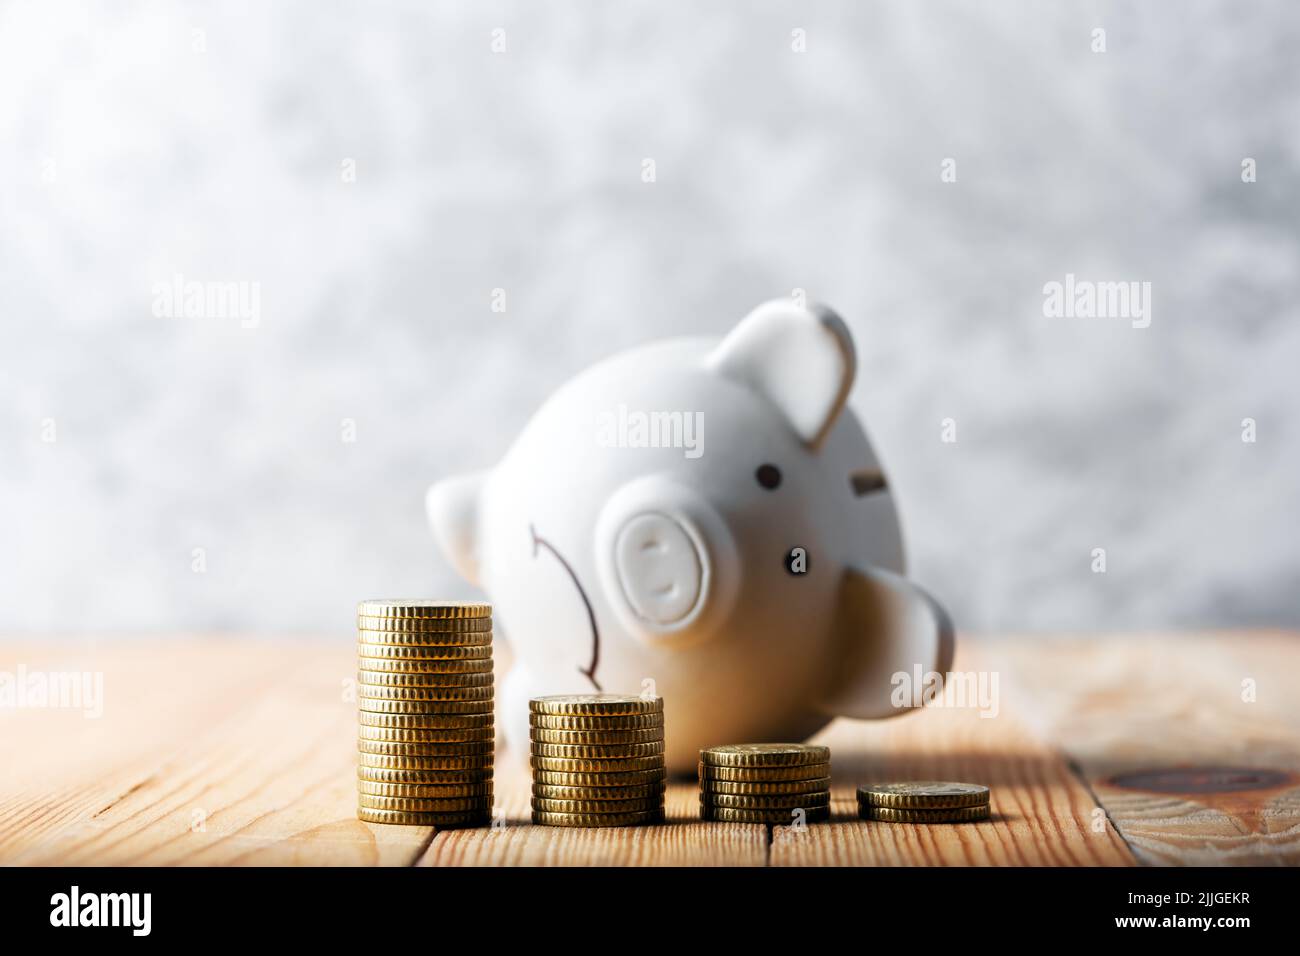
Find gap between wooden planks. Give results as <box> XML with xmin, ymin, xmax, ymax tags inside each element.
<box><xmin>767</xmin><ymin>638</ymin><xmax>1134</xmax><ymax>866</ymax></box>
<box><xmin>989</xmin><ymin>632</ymin><xmax>1300</xmax><ymax>865</ymax></box>
<box><xmin>0</xmin><ymin>634</ymin><xmax>1294</xmax><ymax>865</ymax></box>
<box><xmin>0</xmin><ymin>640</ymin><xmax>421</xmax><ymax>865</ymax></box>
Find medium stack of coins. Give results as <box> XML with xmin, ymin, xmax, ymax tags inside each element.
<box><xmin>356</xmin><ymin>600</ymin><xmax>494</xmax><ymax>828</ymax></box>
<box><xmin>699</xmin><ymin>744</ymin><xmax>831</xmax><ymax>824</ymax></box>
<box><xmin>529</xmin><ymin>695</ymin><xmax>666</xmax><ymax>827</ymax></box>
<box><xmin>857</xmin><ymin>781</ymin><xmax>990</xmax><ymax>823</ymax></box>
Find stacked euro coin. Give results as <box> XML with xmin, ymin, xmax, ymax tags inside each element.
<box><xmin>529</xmin><ymin>695</ymin><xmax>666</xmax><ymax>827</ymax></box>
<box><xmin>699</xmin><ymin>744</ymin><xmax>831</xmax><ymax>824</ymax></box>
<box><xmin>356</xmin><ymin>600</ymin><xmax>493</xmax><ymax>828</ymax></box>
<box><xmin>857</xmin><ymin>781</ymin><xmax>990</xmax><ymax>823</ymax></box>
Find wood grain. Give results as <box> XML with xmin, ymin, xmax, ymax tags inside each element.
<box><xmin>418</xmin><ymin>759</ymin><xmax>767</xmax><ymax>866</ymax></box>
<box><xmin>0</xmin><ymin>639</ymin><xmax>427</xmax><ymax>866</ymax></box>
<box><xmin>770</xmin><ymin>641</ymin><xmax>1136</xmax><ymax>866</ymax></box>
<box><xmin>1</xmin><ymin>633</ymin><xmax>1295</xmax><ymax>865</ymax></box>
<box><xmin>993</xmin><ymin>632</ymin><xmax>1300</xmax><ymax>865</ymax></box>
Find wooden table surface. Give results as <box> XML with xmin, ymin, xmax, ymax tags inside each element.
<box><xmin>2</xmin><ymin>633</ymin><xmax>1296</xmax><ymax>866</ymax></box>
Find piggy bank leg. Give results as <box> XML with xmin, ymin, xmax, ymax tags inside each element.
<box><xmin>816</xmin><ymin>564</ymin><xmax>954</xmax><ymax>720</ymax></box>
<box><xmin>500</xmin><ymin>664</ymin><xmax>547</xmax><ymax>765</ymax></box>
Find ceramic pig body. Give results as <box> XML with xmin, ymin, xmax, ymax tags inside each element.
<box><xmin>428</xmin><ymin>300</ymin><xmax>953</xmax><ymax>772</ymax></box>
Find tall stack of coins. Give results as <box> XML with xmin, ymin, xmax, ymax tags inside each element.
<box><xmin>529</xmin><ymin>695</ymin><xmax>666</xmax><ymax>827</ymax></box>
<box><xmin>699</xmin><ymin>744</ymin><xmax>831</xmax><ymax>824</ymax></box>
<box><xmin>356</xmin><ymin>600</ymin><xmax>494</xmax><ymax>828</ymax></box>
<box><xmin>857</xmin><ymin>782</ymin><xmax>990</xmax><ymax>823</ymax></box>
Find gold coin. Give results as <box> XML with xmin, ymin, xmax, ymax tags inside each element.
<box><xmin>855</xmin><ymin>782</ymin><xmax>990</xmax><ymax>810</ymax></box>
<box><xmin>358</xmin><ymin>711</ymin><xmax>493</xmax><ymax>730</ymax></box>
<box><xmin>358</xmin><ymin>793</ymin><xmax>492</xmax><ymax>812</ymax></box>
<box><xmin>700</xmin><ymin>744</ymin><xmax>830</xmax><ymax>768</ymax></box>
<box><xmin>359</xmin><ymin>753</ymin><xmax>494</xmax><ymax>771</ymax></box>
<box><xmin>701</xmin><ymin>777</ymin><xmax>832</xmax><ymax>796</ymax></box>
<box><xmin>357</xmin><ymin>643</ymin><xmax>492</xmax><ymax>661</ymax></box>
<box><xmin>861</xmin><ymin>805</ymin><xmax>991</xmax><ymax>824</ymax></box>
<box><xmin>703</xmin><ymin>791</ymin><xmax>830</xmax><ymax>810</ymax></box>
<box><xmin>529</xmin><ymin>727</ymin><xmax>663</xmax><ymax>746</ymax></box>
<box><xmin>356</xmin><ymin>600</ymin><xmax>491</xmax><ymax>619</ymax></box>
<box><xmin>702</xmin><ymin>805</ymin><xmax>831</xmax><ymax>824</ymax></box>
<box><xmin>357</xmin><ymin>684</ymin><xmax>494</xmax><ymax>701</ymax></box>
<box><xmin>531</xmin><ymin>809</ymin><xmax>664</xmax><ymax>828</ymax></box>
<box><xmin>358</xmin><ymin>656</ymin><xmax>493</xmax><ymax>674</ymax></box>
<box><xmin>357</xmin><ymin>698</ymin><xmax>493</xmax><ymax>715</ymax></box>
<box><xmin>358</xmin><ymin>780</ymin><xmax>493</xmax><ymax>798</ymax></box>
<box><xmin>531</xmin><ymin>783</ymin><xmax>664</xmax><ymax>801</ymax></box>
<box><xmin>356</xmin><ymin>615</ymin><xmax>493</xmax><ymax>633</ymax></box>
<box><xmin>357</xmin><ymin>807</ymin><xmax>490</xmax><ymax>827</ymax></box>
<box><xmin>358</xmin><ymin>725</ymin><xmax>494</xmax><ymax>744</ymax></box>
<box><xmin>529</xmin><ymin>713</ymin><xmax>664</xmax><ymax>732</ymax></box>
<box><xmin>533</xmin><ymin>768</ymin><xmax>667</xmax><ymax>788</ymax></box>
<box><xmin>357</xmin><ymin>628</ymin><xmax>493</xmax><ymax>648</ymax></box>
<box><xmin>530</xmin><ymin>755</ymin><xmax>664</xmax><ymax>774</ymax></box>
<box><xmin>698</xmin><ymin>762</ymin><xmax>831</xmax><ymax>783</ymax></box>
<box><xmin>529</xmin><ymin>695</ymin><xmax>663</xmax><ymax>717</ymax></box>
<box><xmin>358</xmin><ymin>766</ymin><xmax>493</xmax><ymax>784</ymax></box>
<box><xmin>531</xmin><ymin>741</ymin><xmax>665</xmax><ymax>759</ymax></box>
<box><xmin>358</xmin><ymin>739</ymin><xmax>494</xmax><ymax>757</ymax></box>
<box><xmin>358</xmin><ymin>670</ymin><xmax>494</xmax><ymax>687</ymax></box>
<box><xmin>531</xmin><ymin>797</ymin><xmax>663</xmax><ymax>814</ymax></box>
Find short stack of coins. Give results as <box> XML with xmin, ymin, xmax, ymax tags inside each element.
<box><xmin>699</xmin><ymin>744</ymin><xmax>831</xmax><ymax>824</ymax></box>
<box><xmin>857</xmin><ymin>781</ymin><xmax>990</xmax><ymax>823</ymax></box>
<box><xmin>530</xmin><ymin>695</ymin><xmax>666</xmax><ymax>827</ymax></box>
<box><xmin>356</xmin><ymin>600</ymin><xmax>494</xmax><ymax>828</ymax></box>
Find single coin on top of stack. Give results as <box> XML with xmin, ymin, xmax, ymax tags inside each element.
<box><xmin>356</xmin><ymin>600</ymin><xmax>494</xmax><ymax>828</ymax></box>
<box><xmin>857</xmin><ymin>782</ymin><xmax>990</xmax><ymax>823</ymax></box>
<box><xmin>530</xmin><ymin>695</ymin><xmax>665</xmax><ymax>827</ymax></box>
<box><xmin>699</xmin><ymin>744</ymin><xmax>831</xmax><ymax>824</ymax></box>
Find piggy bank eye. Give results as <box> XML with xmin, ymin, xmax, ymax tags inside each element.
<box><xmin>755</xmin><ymin>464</ymin><xmax>782</xmax><ymax>490</ymax></box>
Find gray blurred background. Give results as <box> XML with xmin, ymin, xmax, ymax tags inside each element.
<box><xmin>1</xmin><ymin>0</ymin><xmax>1297</xmax><ymax>637</ymax></box>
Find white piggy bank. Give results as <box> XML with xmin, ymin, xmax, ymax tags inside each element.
<box><xmin>428</xmin><ymin>299</ymin><xmax>953</xmax><ymax>773</ymax></box>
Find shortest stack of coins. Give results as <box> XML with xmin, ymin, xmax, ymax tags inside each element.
<box><xmin>356</xmin><ymin>600</ymin><xmax>494</xmax><ymax>828</ymax></box>
<box><xmin>530</xmin><ymin>694</ymin><xmax>666</xmax><ymax>827</ymax></box>
<box><xmin>699</xmin><ymin>744</ymin><xmax>831</xmax><ymax>824</ymax></box>
<box><xmin>857</xmin><ymin>781</ymin><xmax>990</xmax><ymax>823</ymax></box>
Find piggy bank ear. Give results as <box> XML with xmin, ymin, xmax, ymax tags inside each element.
<box><xmin>426</xmin><ymin>472</ymin><xmax>487</xmax><ymax>587</ymax></box>
<box><xmin>815</xmin><ymin>565</ymin><xmax>955</xmax><ymax>720</ymax></box>
<box><xmin>706</xmin><ymin>299</ymin><xmax>856</xmax><ymax>449</ymax></box>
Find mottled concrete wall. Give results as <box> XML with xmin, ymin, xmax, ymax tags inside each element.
<box><xmin>1</xmin><ymin>1</ymin><xmax>1296</xmax><ymax>635</ymax></box>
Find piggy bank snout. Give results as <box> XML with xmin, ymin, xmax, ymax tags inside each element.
<box><xmin>613</xmin><ymin>512</ymin><xmax>704</xmax><ymax>627</ymax></box>
<box><xmin>595</xmin><ymin>479</ymin><xmax>740</xmax><ymax>646</ymax></box>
